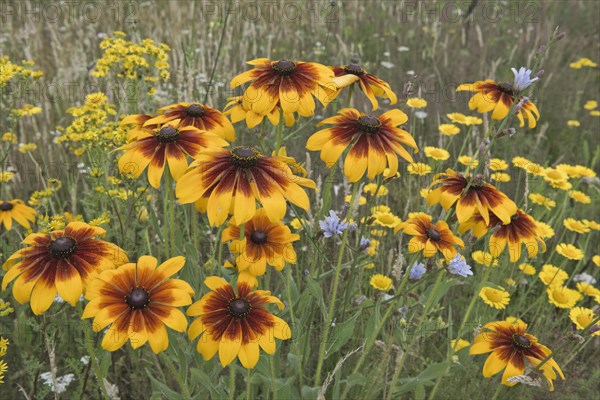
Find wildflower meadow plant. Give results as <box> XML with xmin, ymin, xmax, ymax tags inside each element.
<box><xmin>1</xmin><ymin>5</ymin><xmax>599</xmax><ymax>400</ymax></box>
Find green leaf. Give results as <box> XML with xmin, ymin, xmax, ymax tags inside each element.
<box><xmin>146</xmin><ymin>368</ymin><xmax>184</xmax><ymax>400</ymax></box>
<box><xmin>325</xmin><ymin>312</ymin><xmax>361</xmax><ymax>358</ymax></box>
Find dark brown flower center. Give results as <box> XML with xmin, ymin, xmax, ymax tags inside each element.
<box><xmin>231</xmin><ymin>146</ymin><xmax>260</xmax><ymax>168</ymax></box>
<box><xmin>426</xmin><ymin>228</ymin><xmax>441</xmax><ymax>241</ymax></box>
<box><xmin>470</xmin><ymin>175</ymin><xmax>485</xmax><ymax>189</ymax></box>
<box><xmin>125</xmin><ymin>288</ymin><xmax>150</xmax><ymax>309</ymax></box>
<box><xmin>48</xmin><ymin>237</ymin><xmax>78</xmax><ymax>259</ymax></box>
<box><xmin>186</xmin><ymin>104</ymin><xmax>205</xmax><ymax>117</ymax></box>
<box><xmin>357</xmin><ymin>115</ymin><xmax>381</xmax><ymax>134</ymax></box>
<box><xmin>0</xmin><ymin>201</ymin><xmax>13</xmax><ymax>211</ymax></box>
<box><xmin>272</xmin><ymin>60</ymin><xmax>296</xmax><ymax>76</ymax></box>
<box><xmin>343</xmin><ymin>63</ymin><xmax>364</xmax><ymax>76</ymax></box>
<box><xmin>512</xmin><ymin>333</ymin><xmax>531</xmax><ymax>349</ymax></box>
<box><xmin>228</xmin><ymin>298</ymin><xmax>252</xmax><ymax>318</ymax></box>
<box><xmin>156</xmin><ymin>126</ymin><xmax>179</xmax><ymax>143</ymax></box>
<box><xmin>497</xmin><ymin>82</ymin><xmax>515</xmax><ymax>96</ymax></box>
<box><xmin>250</xmin><ymin>230</ymin><xmax>268</xmax><ymax>244</ymax></box>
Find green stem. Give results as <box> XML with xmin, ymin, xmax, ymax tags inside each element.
<box><xmin>160</xmin><ymin>352</ymin><xmax>192</xmax><ymax>400</ymax></box>
<box><xmin>270</xmin><ymin>355</ymin><xmax>277</xmax><ymax>400</ymax></box>
<box><xmin>313</xmin><ymin>183</ymin><xmax>359</xmax><ymax>385</ymax></box>
<box><xmin>246</xmin><ymin>368</ymin><xmax>252</xmax><ymax>400</ymax></box>
<box><xmin>229</xmin><ymin>363</ymin><xmax>236</xmax><ymax>400</ymax></box>
<box><xmin>79</xmin><ymin>304</ymin><xmax>110</xmax><ymax>400</ymax></box>
<box><xmin>340</xmin><ymin>301</ymin><xmax>395</xmax><ymax>399</ymax></box>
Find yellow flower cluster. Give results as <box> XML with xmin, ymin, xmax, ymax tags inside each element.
<box><xmin>56</xmin><ymin>93</ymin><xmax>126</xmax><ymax>155</ymax></box>
<box><xmin>569</xmin><ymin>57</ymin><xmax>597</xmax><ymax>69</ymax></box>
<box><xmin>11</xmin><ymin>104</ymin><xmax>42</xmax><ymax>118</ymax></box>
<box><xmin>0</xmin><ymin>172</ymin><xmax>14</xmax><ymax>183</ymax></box>
<box><xmin>1</xmin><ymin>133</ymin><xmax>17</xmax><ymax>144</ymax></box>
<box><xmin>91</xmin><ymin>31</ymin><xmax>170</xmax><ymax>94</ymax></box>
<box><xmin>0</xmin><ymin>56</ymin><xmax>43</xmax><ymax>87</ymax></box>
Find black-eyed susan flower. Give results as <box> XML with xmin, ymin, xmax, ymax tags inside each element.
<box><xmin>222</xmin><ymin>208</ymin><xmax>299</xmax><ymax>284</ymax></box>
<box><xmin>330</xmin><ymin>63</ymin><xmax>397</xmax><ymax>110</ymax></box>
<box><xmin>457</xmin><ymin>68</ymin><xmax>540</xmax><ymax>128</ymax></box>
<box><xmin>518</xmin><ymin>263</ymin><xmax>536</xmax><ymax>275</ymax></box>
<box><xmin>556</xmin><ymin>243</ymin><xmax>584</xmax><ymax>260</ymax></box>
<box><xmin>230</xmin><ymin>58</ymin><xmax>337</xmax><ymax>117</ymax></box>
<box><xmin>306</xmin><ymin>108</ymin><xmax>418</xmax><ymax>182</ymax></box>
<box><xmin>470</xmin><ymin>318</ymin><xmax>564</xmax><ymax>390</ymax></box>
<box><xmin>569</xmin><ymin>307</ymin><xmax>600</xmax><ymax>335</ymax></box>
<box><xmin>187</xmin><ymin>276</ymin><xmax>291</xmax><ymax>368</ymax></box>
<box><xmin>538</xmin><ymin>264</ymin><xmax>568</xmax><ymax>287</ymax></box>
<box><xmin>144</xmin><ymin>102</ymin><xmax>235</xmax><ymax>141</ymax></box>
<box><xmin>427</xmin><ymin>169</ymin><xmax>517</xmax><ymax>225</ymax></box>
<box><xmin>176</xmin><ymin>147</ymin><xmax>315</xmax><ymax>226</ymax></box>
<box><xmin>479</xmin><ymin>287</ymin><xmax>510</xmax><ymax>309</ymax></box>
<box><xmin>424</xmin><ymin>146</ymin><xmax>450</xmax><ymax>161</ymax></box>
<box><xmin>488</xmin><ymin>210</ymin><xmax>546</xmax><ymax>262</ymax></box>
<box><xmin>120</xmin><ymin>113</ymin><xmax>160</xmax><ymax>141</ymax></box>
<box><xmin>369</xmin><ymin>274</ymin><xmax>394</xmax><ymax>291</ymax></box>
<box><xmin>399</xmin><ymin>213</ymin><xmax>464</xmax><ymax>261</ymax></box>
<box><xmin>0</xmin><ymin>200</ymin><xmax>35</xmax><ymax>230</ymax></box>
<box><xmin>547</xmin><ymin>286</ymin><xmax>581</xmax><ymax>308</ymax></box>
<box><xmin>117</xmin><ymin>120</ymin><xmax>229</xmax><ymax>189</ymax></box>
<box><xmin>82</xmin><ymin>256</ymin><xmax>193</xmax><ymax>353</ymax></box>
<box><xmin>439</xmin><ymin>123</ymin><xmax>461</xmax><ymax>136</ymax></box>
<box><xmin>2</xmin><ymin>222</ymin><xmax>127</xmax><ymax>315</ymax></box>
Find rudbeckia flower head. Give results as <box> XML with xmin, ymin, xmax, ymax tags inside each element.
<box><xmin>117</xmin><ymin>119</ymin><xmax>230</xmax><ymax>188</ymax></box>
<box><xmin>230</xmin><ymin>58</ymin><xmax>338</xmax><ymax>117</ymax></box>
<box><xmin>330</xmin><ymin>63</ymin><xmax>398</xmax><ymax>110</ymax></box>
<box><xmin>187</xmin><ymin>276</ymin><xmax>291</xmax><ymax>368</ymax></box>
<box><xmin>82</xmin><ymin>256</ymin><xmax>193</xmax><ymax>353</ymax></box>
<box><xmin>427</xmin><ymin>169</ymin><xmax>517</xmax><ymax>225</ymax></box>
<box><xmin>400</xmin><ymin>213</ymin><xmax>465</xmax><ymax>261</ymax></box>
<box><xmin>222</xmin><ymin>208</ymin><xmax>300</xmax><ymax>283</ymax></box>
<box><xmin>0</xmin><ymin>199</ymin><xmax>36</xmax><ymax>230</ymax></box>
<box><xmin>2</xmin><ymin>222</ymin><xmax>128</xmax><ymax>315</ymax></box>
<box><xmin>470</xmin><ymin>318</ymin><xmax>564</xmax><ymax>390</ymax></box>
<box><xmin>176</xmin><ymin>147</ymin><xmax>315</xmax><ymax>226</ymax></box>
<box><xmin>306</xmin><ymin>108</ymin><xmax>418</xmax><ymax>182</ymax></box>
<box><xmin>143</xmin><ymin>102</ymin><xmax>235</xmax><ymax>141</ymax></box>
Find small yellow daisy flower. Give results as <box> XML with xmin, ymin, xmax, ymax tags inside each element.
<box><xmin>439</xmin><ymin>124</ymin><xmax>461</xmax><ymax>136</ymax></box>
<box><xmin>569</xmin><ymin>307</ymin><xmax>600</xmax><ymax>335</ymax></box>
<box><xmin>576</xmin><ymin>283</ymin><xmax>600</xmax><ymax>298</ymax></box>
<box><xmin>529</xmin><ymin>193</ymin><xmax>555</xmax><ymax>209</ymax></box>
<box><xmin>471</xmin><ymin>251</ymin><xmax>498</xmax><ymax>267</ymax></box>
<box><xmin>591</xmin><ymin>110</ymin><xmax>600</xmax><ymax>116</ymax></box>
<box><xmin>568</xmin><ymin>190</ymin><xmax>591</xmax><ymax>204</ymax></box>
<box><xmin>536</xmin><ymin>221</ymin><xmax>555</xmax><ymax>239</ymax></box>
<box><xmin>538</xmin><ymin>264</ymin><xmax>568</xmax><ymax>286</ymax></box>
<box><xmin>345</xmin><ymin>194</ymin><xmax>367</xmax><ymax>205</ymax></box>
<box><xmin>583</xmin><ymin>100</ymin><xmax>597</xmax><ymax>110</ymax></box>
<box><xmin>491</xmin><ymin>172</ymin><xmax>511</xmax><ymax>182</ymax></box>
<box><xmin>424</xmin><ymin>146</ymin><xmax>450</xmax><ymax>161</ymax></box>
<box><xmin>457</xmin><ymin>155</ymin><xmax>478</xmax><ymax>169</ymax></box>
<box><xmin>556</xmin><ymin>243</ymin><xmax>584</xmax><ymax>260</ymax></box>
<box><xmin>547</xmin><ymin>286</ymin><xmax>582</xmax><ymax>309</ymax></box>
<box><xmin>406</xmin><ymin>97</ymin><xmax>427</xmax><ymax>108</ymax></box>
<box><xmin>370</xmin><ymin>274</ymin><xmax>394</xmax><ymax>291</ymax></box>
<box><xmin>583</xmin><ymin>220</ymin><xmax>600</xmax><ymax>230</ymax></box>
<box><xmin>363</xmin><ymin>183</ymin><xmax>388</xmax><ymax>197</ymax></box>
<box><xmin>563</xmin><ymin>218</ymin><xmax>591</xmax><ymax>234</ymax></box>
<box><xmin>489</xmin><ymin>158</ymin><xmax>508</xmax><ymax>171</ymax></box>
<box><xmin>567</xmin><ymin>120</ymin><xmax>580</xmax><ymax>127</ymax></box>
<box><xmin>479</xmin><ymin>287</ymin><xmax>510</xmax><ymax>309</ymax></box>
<box><xmin>511</xmin><ymin>156</ymin><xmax>531</xmax><ymax>169</ymax></box>
<box><xmin>518</xmin><ymin>263</ymin><xmax>536</xmax><ymax>275</ymax></box>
